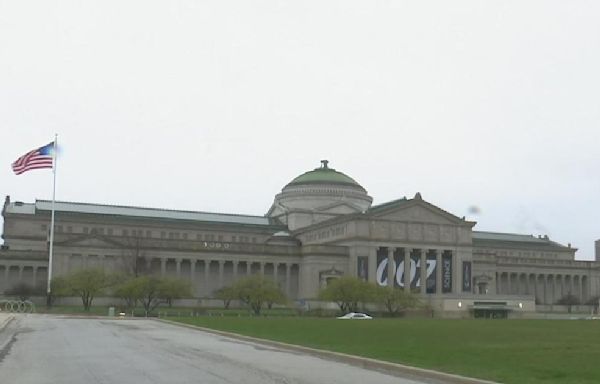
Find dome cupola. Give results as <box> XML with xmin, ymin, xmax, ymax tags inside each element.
<box><xmin>267</xmin><ymin>160</ymin><xmax>372</xmax><ymax>231</ymax></box>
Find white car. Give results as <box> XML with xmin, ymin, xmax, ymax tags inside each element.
<box><xmin>336</xmin><ymin>312</ymin><xmax>373</xmax><ymax>320</ymax></box>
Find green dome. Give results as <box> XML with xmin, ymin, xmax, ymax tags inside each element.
<box><xmin>286</xmin><ymin>160</ymin><xmax>365</xmax><ymax>190</ymax></box>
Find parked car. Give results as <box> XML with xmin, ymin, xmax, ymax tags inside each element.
<box><xmin>336</xmin><ymin>312</ymin><xmax>373</xmax><ymax>320</ymax></box>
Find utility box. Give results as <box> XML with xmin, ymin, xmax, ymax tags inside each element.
<box><xmin>108</xmin><ymin>307</ymin><xmax>115</xmax><ymax>317</ymax></box>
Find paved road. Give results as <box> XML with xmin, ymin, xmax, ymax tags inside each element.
<box><xmin>0</xmin><ymin>315</ymin><xmax>431</xmax><ymax>384</ymax></box>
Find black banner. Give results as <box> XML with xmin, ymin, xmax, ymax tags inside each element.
<box><xmin>393</xmin><ymin>248</ymin><xmax>403</xmax><ymax>288</ymax></box>
<box><xmin>426</xmin><ymin>254</ymin><xmax>436</xmax><ymax>293</ymax></box>
<box><xmin>357</xmin><ymin>256</ymin><xmax>368</xmax><ymax>281</ymax></box>
<box><xmin>462</xmin><ymin>261</ymin><xmax>472</xmax><ymax>292</ymax></box>
<box><xmin>442</xmin><ymin>252</ymin><xmax>453</xmax><ymax>293</ymax></box>
<box><xmin>411</xmin><ymin>253</ymin><xmax>420</xmax><ymax>289</ymax></box>
<box><xmin>376</xmin><ymin>247</ymin><xmax>390</xmax><ymax>286</ymax></box>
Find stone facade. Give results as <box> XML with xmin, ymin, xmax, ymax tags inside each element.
<box><xmin>2</xmin><ymin>160</ymin><xmax>599</xmax><ymax>315</ymax></box>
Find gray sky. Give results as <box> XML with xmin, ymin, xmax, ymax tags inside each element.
<box><xmin>1</xmin><ymin>1</ymin><xmax>599</xmax><ymax>259</ymax></box>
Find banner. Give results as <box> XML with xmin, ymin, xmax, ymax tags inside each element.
<box><xmin>442</xmin><ymin>253</ymin><xmax>453</xmax><ymax>293</ymax></box>
<box><xmin>375</xmin><ymin>247</ymin><xmax>391</xmax><ymax>286</ymax></box>
<box><xmin>462</xmin><ymin>261</ymin><xmax>472</xmax><ymax>292</ymax></box>
<box><xmin>357</xmin><ymin>256</ymin><xmax>368</xmax><ymax>281</ymax></box>
<box><xmin>426</xmin><ymin>254</ymin><xmax>436</xmax><ymax>293</ymax></box>
<box><xmin>393</xmin><ymin>250</ymin><xmax>421</xmax><ymax>289</ymax></box>
<box><xmin>393</xmin><ymin>249</ymin><xmax>403</xmax><ymax>288</ymax></box>
<box><xmin>375</xmin><ymin>249</ymin><xmax>438</xmax><ymax>290</ymax></box>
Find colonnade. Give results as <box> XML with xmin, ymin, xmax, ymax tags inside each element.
<box><xmin>149</xmin><ymin>257</ymin><xmax>299</xmax><ymax>297</ymax></box>
<box><xmin>0</xmin><ymin>264</ymin><xmax>47</xmax><ymax>292</ymax></box>
<box><xmin>496</xmin><ymin>272</ymin><xmax>589</xmax><ymax>304</ymax></box>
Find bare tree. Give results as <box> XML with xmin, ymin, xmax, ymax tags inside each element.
<box><xmin>119</xmin><ymin>232</ymin><xmax>149</xmax><ymax>277</ymax></box>
<box><xmin>557</xmin><ymin>293</ymin><xmax>580</xmax><ymax>313</ymax></box>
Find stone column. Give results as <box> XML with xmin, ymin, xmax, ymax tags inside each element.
<box><xmin>160</xmin><ymin>258</ymin><xmax>166</xmax><ymax>277</ymax></box>
<box><xmin>436</xmin><ymin>250</ymin><xmax>442</xmax><ymax>294</ymax></box>
<box><xmin>145</xmin><ymin>258</ymin><xmax>152</xmax><ymax>274</ymax></box>
<box><xmin>190</xmin><ymin>260</ymin><xmax>196</xmax><ymax>282</ymax></box>
<box><xmin>404</xmin><ymin>248</ymin><xmax>412</xmax><ymax>292</ymax></box>
<box><xmin>273</xmin><ymin>263</ymin><xmax>279</xmax><ymax>282</ymax></box>
<box><xmin>247</xmin><ymin>262</ymin><xmax>252</xmax><ymax>276</ymax></box>
<box><xmin>554</xmin><ymin>275</ymin><xmax>558</xmax><ymax>303</ymax></box>
<box><xmin>544</xmin><ymin>275</ymin><xmax>549</xmax><ymax>304</ymax></box>
<box><xmin>420</xmin><ymin>249</ymin><xmax>427</xmax><ymax>294</ymax></box>
<box><xmin>568</xmin><ymin>276</ymin><xmax>573</xmax><ymax>298</ymax></box>
<box><xmin>204</xmin><ymin>260</ymin><xmax>211</xmax><ymax>293</ymax></box>
<box><xmin>495</xmin><ymin>272</ymin><xmax>499</xmax><ymax>294</ymax></box>
<box><xmin>233</xmin><ymin>261</ymin><xmax>238</xmax><ymax>280</ymax></box>
<box><xmin>175</xmin><ymin>259</ymin><xmax>182</xmax><ymax>278</ymax></box>
<box><xmin>453</xmin><ymin>250</ymin><xmax>461</xmax><ymax>294</ymax></box>
<box><xmin>507</xmin><ymin>272</ymin><xmax>512</xmax><ymax>295</ymax></box>
<box><xmin>387</xmin><ymin>247</ymin><xmax>395</xmax><ymax>288</ymax></box>
<box><xmin>32</xmin><ymin>267</ymin><xmax>38</xmax><ymax>287</ymax></box>
<box><xmin>18</xmin><ymin>266</ymin><xmax>24</xmax><ymax>282</ymax></box>
<box><xmin>285</xmin><ymin>263</ymin><xmax>291</xmax><ymax>296</ymax></box>
<box><xmin>368</xmin><ymin>247</ymin><xmax>377</xmax><ymax>283</ymax></box>
<box><xmin>260</xmin><ymin>262</ymin><xmax>265</xmax><ymax>276</ymax></box>
<box><xmin>218</xmin><ymin>261</ymin><xmax>224</xmax><ymax>287</ymax></box>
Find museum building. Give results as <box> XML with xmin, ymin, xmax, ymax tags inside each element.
<box><xmin>1</xmin><ymin>161</ymin><xmax>599</xmax><ymax>315</ymax></box>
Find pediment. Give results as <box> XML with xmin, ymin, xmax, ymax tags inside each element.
<box><xmin>368</xmin><ymin>198</ymin><xmax>469</xmax><ymax>226</ymax></box>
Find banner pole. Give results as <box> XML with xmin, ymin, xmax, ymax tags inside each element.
<box><xmin>46</xmin><ymin>134</ymin><xmax>58</xmax><ymax>307</ymax></box>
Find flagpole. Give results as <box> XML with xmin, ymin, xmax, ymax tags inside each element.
<box><xmin>46</xmin><ymin>134</ymin><xmax>58</xmax><ymax>307</ymax></box>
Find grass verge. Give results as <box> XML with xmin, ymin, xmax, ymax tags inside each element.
<box><xmin>167</xmin><ymin>316</ymin><xmax>600</xmax><ymax>384</ymax></box>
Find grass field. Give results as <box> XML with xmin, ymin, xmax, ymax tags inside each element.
<box><xmin>168</xmin><ymin>316</ymin><xmax>600</xmax><ymax>384</ymax></box>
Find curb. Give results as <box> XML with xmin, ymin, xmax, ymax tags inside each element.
<box><xmin>0</xmin><ymin>315</ymin><xmax>15</xmax><ymax>332</ymax></box>
<box><xmin>155</xmin><ymin>318</ymin><xmax>500</xmax><ymax>384</ymax></box>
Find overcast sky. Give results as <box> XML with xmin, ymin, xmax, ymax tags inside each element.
<box><xmin>1</xmin><ymin>1</ymin><xmax>599</xmax><ymax>259</ymax></box>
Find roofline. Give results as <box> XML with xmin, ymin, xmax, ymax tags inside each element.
<box><xmin>473</xmin><ymin>231</ymin><xmax>575</xmax><ymax>250</ymax></box>
<box><xmin>0</xmin><ymin>199</ymin><xmax>286</xmax><ymax>229</ymax></box>
<box><xmin>34</xmin><ymin>199</ymin><xmax>268</xmax><ymax>220</ymax></box>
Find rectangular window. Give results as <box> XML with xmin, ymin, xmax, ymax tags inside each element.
<box><xmin>56</xmin><ymin>225</ymin><xmax>63</xmax><ymax>233</ymax></box>
<box><xmin>218</xmin><ymin>235</ymin><xmax>223</xmax><ymax>241</ymax></box>
<box><xmin>232</xmin><ymin>236</ymin><xmax>237</xmax><ymax>242</ymax></box>
<box><xmin>107</xmin><ymin>228</ymin><xmax>113</xmax><ymax>235</ymax></box>
<box><xmin>161</xmin><ymin>231</ymin><xmax>166</xmax><ymax>239</ymax></box>
<box><xmin>67</xmin><ymin>226</ymin><xmax>73</xmax><ymax>233</ymax></box>
<box><xmin>182</xmin><ymin>233</ymin><xmax>188</xmax><ymax>240</ymax></box>
<box><xmin>146</xmin><ymin>230</ymin><xmax>152</xmax><ymax>238</ymax></box>
<box><xmin>83</xmin><ymin>227</ymin><xmax>89</xmax><ymax>234</ymax></box>
<box><xmin>196</xmin><ymin>234</ymin><xmax>202</xmax><ymax>240</ymax></box>
<box><xmin>122</xmin><ymin>229</ymin><xmax>129</xmax><ymax>237</ymax></box>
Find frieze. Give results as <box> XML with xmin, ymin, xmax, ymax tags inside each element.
<box><xmin>423</xmin><ymin>224</ymin><xmax>438</xmax><ymax>242</ymax></box>
<box><xmin>408</xmin><ymin>223</ymin><xmax>423</xmax><ymax>241</ymax></box>
<box><xmin>390</xmin><ymin>223</ymin><xmax>407</xmax><ymax>240</ymax></box>
<box><xmin>440</xmin><ymin>226</ymin><xmax>455</xmax><ymax>242</ymax></box>
<box><xmin>303</xmin><ymin>224</ymin><xmax>348</xmax><ymax>243</ymax></box>
<box><xmin>372</xmin><ymin>222</ymin><xmax>389</xmax><ymax>238</ymax></box>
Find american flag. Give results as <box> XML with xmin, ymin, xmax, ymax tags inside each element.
<box><xmin>12</xmin><ymin>142</ymin><xmax>55</xmax><ymax>175</ymax></box>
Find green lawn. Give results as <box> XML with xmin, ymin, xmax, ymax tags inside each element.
<box><xmin>168</xmin><ymin>317</ymin><xmax>600</xmax><ymax>384</ymax></box>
